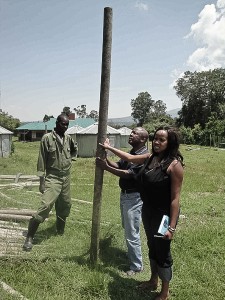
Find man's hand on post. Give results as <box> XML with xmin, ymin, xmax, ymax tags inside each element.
<box><xmin>95</xmin><ymin>157</ymin><xmax>108</xmax><ymax>170</ymax></box>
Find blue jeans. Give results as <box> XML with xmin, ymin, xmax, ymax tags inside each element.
<box><xmin>120</xmin><ymin>191</ymin><xmax>143</xmax><ymax>271</ymax></box>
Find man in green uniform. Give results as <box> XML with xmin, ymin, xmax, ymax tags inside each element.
<box><xmin>23</xmin><ymin>114</ymin><xmax>78</xmax><ymax>251</ymax></box>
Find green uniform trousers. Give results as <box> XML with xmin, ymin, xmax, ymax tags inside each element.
<box><xmin>33</xmin><ymin>173</ymin><xmax>72</xmax><ymax>223</ymax></box>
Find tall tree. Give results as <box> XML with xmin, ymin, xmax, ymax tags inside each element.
<box><xmin>174</xmin><ymin>68</ymin><xmax>225</xmax><ymax>128</ymax></box>
<box><xmin>131</xmin><ymin>92</ymin><xmax>154</xmax><ymax>126</ymax></box>
<box><xmin>87</xmin><ymin>110</ymin><xmax>99</xmax><ymax>121</ymax></box>
<box><xmin>0</xmin><ymin>110</ymin><xmax>20</xmax><ymax>131</ymax></box>
<box><xmin>205</xmin><ymin>113</ymin><xmax>225</xmax><ymax>137</ymax></box>
<box><xmin>151</xmin><ymin>100</ymin><xmax>167</xmax><ymax>120</ymax></box>
<box><xmin>74</xmin><ymin>105</ymin><xmax>87</xmax><ymax>118</ymax></box>
<box><xmin>62</xmin><ymin>107</ymin><xmax>72</xmax><ymax>117</ymax></box>
<box><xmin>43</xmin><ymin>115</ymin><xmax>54</xmax><ymax>122</ymax></box>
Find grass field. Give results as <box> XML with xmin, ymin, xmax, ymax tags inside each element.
<box><xmin>0</xmin><ymin>140</ymin><xmax>225</xmax><ymax>299</ymax></box>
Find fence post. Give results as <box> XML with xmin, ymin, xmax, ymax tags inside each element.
<box><xmin>90</xmin><ymin>7</ymin><xmax>113</xmax><ymax>264</ymax></box>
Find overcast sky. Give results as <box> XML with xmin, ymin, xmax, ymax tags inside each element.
<box><xmin>1</xmin><ymin>0</ymin><xmax>225</xmax><ymax>122</ymax></box>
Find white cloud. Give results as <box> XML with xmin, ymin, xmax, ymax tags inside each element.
<box><xmin>185</xmin><ymin>0</ymin><xmax>225</xmax><ymax>71</ymax></box>
<box><xmin>135</xmin><ymin>1</ymin><xmax>149</xmax><ymax>11</ymax></box>
<box><xmin>217</xmin><ymin>0</ymin><xmax>225</xmax><ymax>10</ymax></box>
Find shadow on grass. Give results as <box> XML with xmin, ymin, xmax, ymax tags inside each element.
<box><xmin>61</xmin><ymin>235</ymin><xmax>157</xmax><ymax>300</ymax></box>
<box><xmin>17</xmin><ymin>233</ymin><xmax>157</xmax><ymax>299</ymax></box>
<box><xmin>99</xmin><ymin>234</ymin><xmax>128</xmax><ymax>271</ymax></box>
<box><xmin>59</xmin><ymin>235</ymin><xmax>128</xmax><ymax>270</ymax></box>
<box><xmin>106</xmin><ymin>271</ymin><xmax>157</xmax><ymax>300</ymax></box>
<box><xmin>30</xmin><ymin>222</ymin><xmax>57</xmax><ymax>246</ymax></box>
<box><xmin>98</xmin><ymin>235</ymin><xmax>157</xmax><ymax>300</ymax></box>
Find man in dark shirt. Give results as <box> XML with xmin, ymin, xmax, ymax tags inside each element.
<box><xmin>96</xmin><ymin>127</ymin><xmax>149</xmax><ymax>275</ymax></box>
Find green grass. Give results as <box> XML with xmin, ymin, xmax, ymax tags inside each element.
<box><xmin>0</xmin><ymin>142</ymin><xmax>225</xmax><ymax>299</ymax></box>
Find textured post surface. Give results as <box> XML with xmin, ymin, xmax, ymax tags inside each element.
<box><xmin>90</xmin><ymin>7</ymin><xmax>113</xmax><ymax>264</ymax></box>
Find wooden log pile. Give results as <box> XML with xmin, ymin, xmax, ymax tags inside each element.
<box><xmin>0</xmin><ymin>174</ymin><xmax>39</xmax><ymax>188</ymax></box>
<box><xmin>0</xmin><ymin>209</ymin><xmax>35</xmax><ymax>255</ymax></box>
<box><xmin>0</xmin><ymin>209</ymin><xmax>52</xmax><ymax>257</ymax></box>
<box><xmin>0</xmin><ymin>174</ymin><xmax>39</xmax><ymax>183</ymax></box>
<box><xmin>0</xmin><ymin>209</ymin><xmax>35</xmax><ymax>222</ymax></box>
<box><xmin>0</xmin><ymin>175</ymin><xmax>46</xmax><ymax>258</ymax></box>
<box><xmin>0</xmin><ymin>220</ymin><xmax>27</xmax><ymax>256</ymax></box>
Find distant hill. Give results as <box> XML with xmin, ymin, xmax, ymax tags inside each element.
<box><xmin>108</xmin><ymin>116</ymin><xmax>134</xmax><ymax>126</ymax></box>
<box><xmin>167</xmin><ymin>108</ymin><xmax>180</xmax><ymax>118</ymax></box>
<box><xmin>108</xmin><ymin>108</ymin><xmax>181</xmax><ymax>126</ymax></box>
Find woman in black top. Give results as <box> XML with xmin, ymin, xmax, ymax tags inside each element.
<box><xmin>99</xmin><ymin>127</ymin><xmax>184</xmax><ymax>300</ymax></box>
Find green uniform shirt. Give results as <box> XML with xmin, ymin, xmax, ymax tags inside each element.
<box><xmin>37</xmin><ymin>131</ymin><xmax>78</xmax><ymax>177</ymax></box>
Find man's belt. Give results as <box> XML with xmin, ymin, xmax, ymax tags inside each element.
<box><xmin>121</xmin><ymin>189</ymin><xmax>139</xmax><ymax>194</ymax></box>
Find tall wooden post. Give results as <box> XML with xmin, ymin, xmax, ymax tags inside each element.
<box><xmin>90</xmin><ymin>7</ymin><xmax>113</xmax><ymax>264</ymax></box>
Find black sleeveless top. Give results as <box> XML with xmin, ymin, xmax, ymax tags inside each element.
<box><xmin>136</xmin><ymin>155</ymin><xmax>175</xmax><ymax>215</ymax></box>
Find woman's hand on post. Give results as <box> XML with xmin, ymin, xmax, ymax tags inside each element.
<box><xmin>99</xmin><ymin>138</ymin><xmax>111</xmax><ymax>149</ymax></box>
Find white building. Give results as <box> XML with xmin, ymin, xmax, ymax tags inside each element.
<box><xmin>0</xmin><ymin>126</ymin><xmax>13</xmax><ymax>157</ymax></box>
<box><xmin>66</xmin><ymin>125</ymin><xmax>84</xmax><ymax>142</ymax></box>
<box><xmin>117</xmin><ymin>127</ymin><xmax>132</xmax><ymax>148</ymax></box>
<box><xmin>76</xmin><ymin>123</ymin><xmax>121</xmax><ymax>157</ymax></box>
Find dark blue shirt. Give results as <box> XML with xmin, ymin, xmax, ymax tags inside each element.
<box><xmin>118</xmin><ymin>146</ymin><xmax>149</xmax><ymax>191</ymax></box>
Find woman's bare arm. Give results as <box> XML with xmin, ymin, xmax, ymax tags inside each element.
<box><xmin>164</xmin><ymin>160</ymin><xmax>183</xmax><ymax>239</ymax></box>
<box><xmin>99</xmin><ymin>139</ymin><xmax>149</xmax><ymax>164</ymax></box>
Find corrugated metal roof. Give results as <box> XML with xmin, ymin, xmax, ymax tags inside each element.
<box><xmin>16</xmin><ymin>118</ymin><xmax>95</xmax><ymax>131</ymax></box>
<box><xmin>0</xmin><ymin>126</ymin><xmax>13</xmax><ymax>134</ymax></box>
<box><xmin>77</xmin><ymin>123</ymin><xmax>120</xmax><ymax>135</ymax></box>
<box><xmin>117</xmin><ymin>127</ymin><xmax>132</xmax><ymax>135</ymax></box>
<box><xmin>66</xmin><ymin>125</ymin><xmax>83</xmax><ymax>134</ymax></box>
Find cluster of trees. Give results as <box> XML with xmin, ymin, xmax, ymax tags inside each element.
<box><xmin>0</xmin><ymin>110</ymin><xmax>20</xmax><ymax>131</ymax></box>
<box><xmin>62</xmin><ymin>106</ymin><xmax>99</xmax><ymax>121</ymax></box>
<box><xmin>131</xmin><ymin>68</ymin><xmax>225</xmax><ymax>146</ymax></box>
<box><xmin>130</xmin><ymin>92</ymin><xmax>174</xmax><ymax>126</ymax></box>
<box><xmin>42</xmin><ymin>106</ymin><xmax>99</xmax><ymax>122</ymax></box>
<box><xmin>174</xmin><ymin>68</ymin><xmax>225</xmax><ymax>146</ymax></box>
<box><xmin>131</xmin><ymin>92</ymin><xmax>168</xmax><ymax>126</ymax></box>
<box><xmin>175</xmin><ymin>68</ymin><xmax>225</xmax><ymax>128</ymax></box>
<box><xmin>179</xmin><ymin>115</ymin><xmax>225</xmax><ymax>146</ymax></box>
<box><xmin>2</xmin><ymin>67</ymin><xmax>225</xmax><ymax>147</ymax></box>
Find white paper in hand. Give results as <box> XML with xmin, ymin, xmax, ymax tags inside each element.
<box><xmin>158</xmin><ymin>215</ymin><xmax>170</xmax><ymax>235</ymax></box>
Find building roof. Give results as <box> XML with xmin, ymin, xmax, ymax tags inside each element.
<box><xmin>117</xmin><ymin>127</ymin><xmax>132</xmax><ymax>135</ymax></box>
<box><xmin>66</xmin><ymin>125</ymin><xmax>83</xmax><ymax>134</ymax></box>
<box><xmin>77</xmin><ymin>123</ymin><xmax>120</xmax><ymax>135</ymax></box>
<box><xmin>16</xmin><ymin>118</ymin><xmax>95</xmax><ymax>131</ymax></box>
<box><xmin>0</xmin><ymin>126</ymin><xmax>13</xmax><ymax>135</ymax></box>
